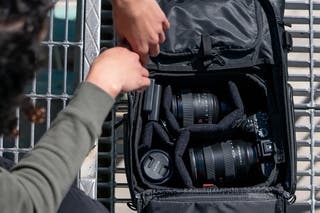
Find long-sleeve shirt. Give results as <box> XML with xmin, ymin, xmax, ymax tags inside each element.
<box><xmin>0</xmin><ymin>82</ymin><xmax>114</xmax><ymax>213</ymax></box>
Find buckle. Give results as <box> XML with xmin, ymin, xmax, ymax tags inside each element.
<box><xmin>283</xmin><ymin>31</ymin><xmax>293</xmax><ymax>52</ymax></box>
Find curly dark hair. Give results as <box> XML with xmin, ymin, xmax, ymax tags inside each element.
<box><xmin>0</xmin><ymin>0</ymin><xmax>53</xmax><ymax>135</ymax></box>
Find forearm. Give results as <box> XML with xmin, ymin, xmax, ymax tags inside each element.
<box><xmin>0</xmin><ymin>82</ymin><xmax>114</xmax><ymax>213</ymax></box>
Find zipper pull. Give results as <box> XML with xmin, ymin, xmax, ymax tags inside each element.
<box><xmin>135</xmin><ymin>193</ymin><xmax>143</xmax><ymax>211</ymax></box>
<box><xmin>283</xmin><ymin>191</ymin><xmax>296</xmax><ymax>204</ymax></box>
<box><xmin>203</xmin><ymin>54</ymin><xmax>225</xmax><ymax>68</ymax></box>
<box><xmin>136</xmin><ymin>193</ymin><xmax>141</xmax><ymax>199</ymax></box>
<box><xmin>127</xmin><ymin>202</ymin><xmax>137</xmax><ymax>211</ymax></box>
<box><xmin>214</xmin><ymin>55</ymin><xmax>225</xmax><ymax>66</ymax></box>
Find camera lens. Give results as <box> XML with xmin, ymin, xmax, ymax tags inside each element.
<box><xmin>188</xmin><ymin>140</ymin><xmax>258</xmax><ymax>185</ymax></box>
<box><xmin>140</xmin><ymin>149</ymin><xmax>173</xmax><ymax>185</ymax></box>
<box><xmin>172</xmin><ymin>91</ymin><xmax>230</xmax><ymax>127</ymax></box>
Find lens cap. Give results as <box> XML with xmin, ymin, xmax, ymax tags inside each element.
<box><xmin>140</xmin><ymin>150</ymin><xmax>173</xmax><ymax>185</ymax></box>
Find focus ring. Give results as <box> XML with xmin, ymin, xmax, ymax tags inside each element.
<box><xmin>210</xmin><ymin>94</ymin><xmax>219</xmax><ymax>123</ymax></box>
<box><xmin>221</xmin><ymin>141</ymin><xmax>236</xmax><ymax>182</ymax></box>
<box><xmin>181</xmin><ymin>93</ymin><xmax>194</xmax><ymax>126</ymax></box>
<box><xmin>203</xmin><ymin>145</ymin><xmax>216</xmax><ymax>182</ymax></box>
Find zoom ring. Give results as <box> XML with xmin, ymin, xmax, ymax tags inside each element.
<box><xmin>203</xmin><ymin>145</ymin><xmax>216</xmax><ymax>181</ymax></box>
<box><xmin>181</xmin><ymin>93</ymin><xmax>194</xmax><ymax>126</ymax></box>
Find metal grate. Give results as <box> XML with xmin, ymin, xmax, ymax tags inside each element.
<box><xmin>0</xmin><ymin>0</ymin><xmax>317</xmax><ymax>212</ymax></box>
<box><xmin>0</xmin><ymin>0</ymin><xmax>83</xmax><ymax>162</ymax></box>
<box><xmin>96</xmin><ymin>0</ymin><xmax>117</xmax><ymax>212</ymax></box>
<box><xmin>0</xmin><ymin>0</ymin><xmax>107</xmax><ymax>207</ymax></box>
<box><xmin>286</xmin><ymin>0</ymin><xmax>320</xmax><ymax>212</ymax></box>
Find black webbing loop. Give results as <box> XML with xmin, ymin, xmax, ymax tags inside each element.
<box><xmin>200</xmin><ymin>33</ymin><xmax>212</xmax><ymax>58</ymax></box>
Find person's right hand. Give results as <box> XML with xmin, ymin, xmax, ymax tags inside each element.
<box><xmin>112</xmin><ymin>0</ymin><xmax>170</xmax><ymax>65</ymax></box>
<box><xmin>86</xmin><ymin>47</ymin><xmax>151</xmax><ymax>98</ymax></box>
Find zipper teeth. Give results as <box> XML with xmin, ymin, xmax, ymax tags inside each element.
<box><xmin>149</xmin><ymin>72</ymin><xmax>196</xmax><ymax>77</ymax></box>
<box><xmin>143</xmin><ymin>186</ymin><xmax>283</xmax><ymax>198</ymax></box>
<box><xmin>156</xmin><ymin>194</ymin><xmax>272</xmax><ymax>202</ymax></box>
<box><xmin>288</xmin><ymin>85</ymin><xmax>297</xmax><ymax>194</ymax></box>
<box><xmin>149</xmin><ymin>68</ymin><xmax>261</xmax><ymax>77</ymax></box>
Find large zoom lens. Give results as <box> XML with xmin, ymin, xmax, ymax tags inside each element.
<box><xmin>171</xmin><ymin>91</ymin><xmax>230</xmax><ymax>127</ymax></box>
<box><xmin>188</xmin><ymin>140</ymin><xmax>259</xmax><ymax>186</ymax></box>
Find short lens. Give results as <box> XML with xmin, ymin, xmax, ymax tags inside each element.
<box><xmin>141</xmin><ymin>149</ymin><xmax>173</xmax><ymax>185</ymax></box>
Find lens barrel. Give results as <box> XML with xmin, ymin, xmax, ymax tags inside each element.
<box><xmin>172</xmin><ymin>91</ymin><xmax>221</xmax><ymax>127</ymax></box>
<box><xmin>188</xmin><ymin>140</ymin><xmax>258</xmax><ymax>185</ymax></box>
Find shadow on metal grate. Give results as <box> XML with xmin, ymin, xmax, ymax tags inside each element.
<box><xmin>285</xmin><ymin>0</ymin><xmax>320</xmax><ymax>212</ymax></box>
<box><xmin>98</xmin><ymin>0</ymin><xmax>117</xmax><ymax>212</ymax></box>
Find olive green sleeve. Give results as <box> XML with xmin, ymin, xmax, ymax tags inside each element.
<box><xmin>0</xmin><ymin>82</ymin><xmax>114</xmax><ymax>213</ymax></box>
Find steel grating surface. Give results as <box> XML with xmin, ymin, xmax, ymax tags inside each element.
<box><xmin>0</xmin><ymin>0</ymin><xmax>318</xmax><ymax>212</ymax></box>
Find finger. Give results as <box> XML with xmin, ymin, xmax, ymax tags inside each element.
<box><xmin>139</xmin><ymin>77</ymin><xmax>151</xmax><ymax>89</ymax></box>
<box><xmin>149</xmin><ymin>44</ymin><xmax>160</xmax><ymax>57</ymax></box>
<box><xmin>141</xmin><ymin>67</ymin><xmax>149</xmax><ymax>77</ymax></box>
<box><xmin>163</xmin><ymin>18</ymin><xmax>170</xmax><ymax>31</ymax></box>
<box><xmin>131</xmin><ymin>43</ymin><xmax>149</xmax><ymax>65</ymax></box>
<box><xmin>139</xmin><ymin>53</ymin><xmax>149</xmax><ymax>65</ymax></box>
<box><xmin>159</xmin><ymin>32</ymin><xmax>166</xmax><ymax>44</ymax></box>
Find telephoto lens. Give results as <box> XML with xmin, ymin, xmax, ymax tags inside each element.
<box><xmin>171</xmin><ymin>91</ymin><xmax>231</xmax><ymax>127</ymax></box>
<box><xmin>188</xmin><ymin>140</ymin><xmax>265</xmax><ymax>186</ymax></box>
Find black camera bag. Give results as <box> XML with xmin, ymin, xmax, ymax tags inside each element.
<box><xmin>123</xmin><ymin>0</ymin><xmax>297</xmax><ymax>212</ymax></box>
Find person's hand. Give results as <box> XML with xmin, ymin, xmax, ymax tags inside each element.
<box><xmin>112</xmin><ymin>0</ymin><xmax>170</xmax><ymax>64</ymax></box>
<box><xmin>86</xmin><ymin>47</ymin><xmax>150</xmax><ymax>98</ymax></box>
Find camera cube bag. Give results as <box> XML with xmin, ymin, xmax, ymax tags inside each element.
<box><xmin>123</xmin><ymin>0</ymin><xmax>297</xmax><ymax>212</ymax></box>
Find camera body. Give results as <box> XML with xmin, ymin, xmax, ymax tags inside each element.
<box><xmin>188</xmin><ymin>112</ymin><xmax>274</xmax><ymax>186</ymax></box>
<box><xmin>239</xmin><ymin>112</ymin><xmax>275</xmax><ymax>178</ymax></box>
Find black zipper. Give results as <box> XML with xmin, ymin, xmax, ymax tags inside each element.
<box><xmin>257</xmin><ymin>0</ymin><xmax>296</xmax><ymax>195</ymax></box>
<box><xmin>149</xmin><ymin>67</ymin><xmax>263</xmax><ymax>78</ymax></box>
<box><xmin>155</xmin><ymin>193</ymin><xmax>272</xmax><ymax>202</ymax></box>
<box><xmin>123</xmin><ymin>94</ymin><xmax>138</xmax><ymax>208</ymax></box>
<box><xmin>287</xmin><ymin>84</ymin><xmax>297</xmax><ymax>193</ymax></box>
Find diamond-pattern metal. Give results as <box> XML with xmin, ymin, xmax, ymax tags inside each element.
<box><xmin>80</xmin><ymin>0</ymin><xmax>101</xmax><ymax>200</ymax></box>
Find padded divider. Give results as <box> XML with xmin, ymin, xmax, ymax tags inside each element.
<box><xmin>174</xmin><ymin>81</ymin><xmax>245</xmax><ymax>187</ymax></box>
<box><xmin>133</xmin><ymin>94</ymin><xmax>144</xmax><ymax>174</ymax></box>
<box><xmin>243</xmin><ymin>73</ymin><xmax>282</xmax><ymax>187</ymax></box>
<box><xmin>140</xmin><ymin>121</ymin><xmax>174</xmax><ymax>149</ymax></box>
<box><xmin>174</xmin><ymin>129</ymin><xmax>193</xmax><ymax>187</ymax></box>
<box><xmin>134</xmin><ymin>117</ymin><xmax>172</xmax><ymax>190</ymax></box>
<box><xmin>245</xmin><ymin>73</ymin><xmax>267</xmax><ymax>96</ymax></box>
<box><xmin>256</xmin><ymin>161</ymin><xmax>279</xmax><ymax>187</ymax></box>
<box><xmin>135</xmin><ymin>117</ymin><xmax>175</xmax><ymax>189</ymax></box>
<box><xmin>162</xmin><ymin>85</ymin><xmax>180</xmax><ymax>134</ymax></box>
<box><xmin>187</xmin><ymin>81</ymin><xmax>244</xmax><ymax>134</ymax></box>
<box><xmin>133</xmin><ymin>95</ymin><xmax>167</xmax><ymax>190</ymax></box>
